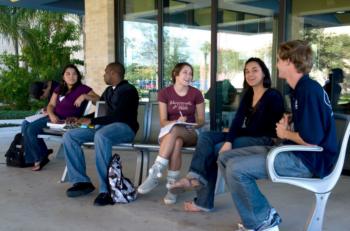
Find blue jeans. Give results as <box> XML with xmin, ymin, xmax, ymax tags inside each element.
<box><xmin>187</xmin><ymin>131</ymin><xmax>274</xmax><ymax>210</ymax></box>
<box><xmin>63</xmin><ymin>122</ymin><xmax>135</xmax><ymax>193</ymax></box>
<box><xmin>218</xmin><ymin>145</ymin><xmax>312</xmax><ymax>229</ymax></box>
<box><xmin>22</xmin><ymin>117</ymin><xmax>50</xmax><ymax>163</ymax></box>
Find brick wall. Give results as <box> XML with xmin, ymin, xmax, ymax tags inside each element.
<box><xmin>84</xmin><ymin>0</ymin><xmax>115</xmax><ymax>95</ymax></box>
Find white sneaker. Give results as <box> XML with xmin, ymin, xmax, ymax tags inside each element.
<box><xmin>137</xmin><ymin>163</ymin><xmax>163</xmax><ymax>194</ymax></box>
<box><xmin>262</xmin><ymin>226</ymin><xmax>279</xmax><ymax>231</ymax></box>
<box><xmin>163</xmin><ymin>191</ymin><xmax>177</xmax><ymax>205</ymax></box>
<box><xmin>256</xmin><ymin>208</ymin><xmax>281</xmax><ymax>231</ymax></box>
<box><xmin>137</xmin><ymin>175</ymin><xmax>159</xmax><ymax>194</ymax></box>
<box><xmin>235</xmin><ymin>223</ymin><xmax>279</xmax><ymax>231</ymax></box>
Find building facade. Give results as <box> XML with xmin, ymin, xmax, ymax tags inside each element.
<box><xmin>1</xmin><ymin>0</ymin><xmax>350</xmax><ymax>129</ymax></box>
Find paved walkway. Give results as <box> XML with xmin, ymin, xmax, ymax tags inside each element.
<box><xmin>0</xmin><ymin>119</ymin><xmax>23</xmax><ymax>125</ymax></box>
<box><xmin>0</xmin><ymin>125</ymin><xmax>349</xmax><ymax>230</ymax></box>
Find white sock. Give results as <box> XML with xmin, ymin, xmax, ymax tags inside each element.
<box><xmin>155</xmin><ymin>155</ymin><xmax>169</xmax><ymax>167</ymax></box>
<box><xmin>166</xmin><ymin>170</ymin><xmax>180</xmax><ymax>189</ymax></box>
<box><xmin>167</xmin><ymin>170</ymin><xmax>180</xmax><ymax>180</ymax></box>
<box><xmin>149</xmin><ymin>156</ymin><xmax>169</xmax><ymax>178</ymax></box>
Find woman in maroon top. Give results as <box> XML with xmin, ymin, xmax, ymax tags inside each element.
<box><xmin>24</xmin><ymin>64</ymin><xmax>99</xmax><ymax>171</ymax></box>
<box><xmin>138</xmin><ymin>62</ymin><xmax>205</xmax><ymax>205</ymax></box>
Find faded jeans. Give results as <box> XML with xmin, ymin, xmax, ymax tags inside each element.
<box><xmin>63</xmin><ymin>122</ymin><xmax>135</xmax><ymax>193</ymax></box>
<box><xmin>218</xmin><ymin>145</ymin><xmax>312</xmax><ymax>229</ymax></box>
<box><xmin>187</xmin><ymin>131</ymin><xmax>274</xmax><ymax>210</ymax></box>
<box><xmin>21</xmin><ymin>116</ymin><xmax>50</xmax><ymax>163</ymax></box>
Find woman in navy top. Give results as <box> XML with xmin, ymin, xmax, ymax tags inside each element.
<box><xmin>23</xmin><ymin>64</ymin><xmax>99</xmax><ymax>171</ymax></box>
<box><xmin>169</xmin><ymin>57</ymin><xmax>285</xmax><ymax>212</ymax></box>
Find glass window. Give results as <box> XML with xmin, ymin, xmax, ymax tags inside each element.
<box><xmin>163</xmin><ymin>0</ymin><xmax>211</xmax><ymax>129</ymax></box>
<box><xmin>123</xmin><ymin>0</ymin><xmax>158</xmax><ymax>101</ymax></box>
<box><xmin>215</xmin><ymin>0</ymin><xmax>279</xmax><ymax>130</ymax></box>
<box><xmin>163</xmin><ymin>0</ymin><xmax>211</xmax><ymax>90</ymax></box>
<box><xmin>288</xmin><ymin>0</ymin><xmax>350</xmax><ymax>113</ymax></box>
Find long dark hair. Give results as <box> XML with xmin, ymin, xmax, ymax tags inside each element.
<box><xmin>243</xmin><ymin>57</ymin><xmax>271</xmax><ymax>90</ymax></box>
<box><xmin>58</xmin><ymin>64</ymin><xmax>83</xmax><ymax>96</ymax></box>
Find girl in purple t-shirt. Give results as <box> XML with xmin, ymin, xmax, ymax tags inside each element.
<box><xmin>138</xmin><ymin>62</ymin><xmax>205</xmax><ymax>204</ymax></box>
<box><xmin>25</xmin><ymin>64</ymin><xmax>99</xmax><ymax>171</ymax></box>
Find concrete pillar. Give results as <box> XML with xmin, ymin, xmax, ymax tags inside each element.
<box><xmin>84</xmin><ymin>0</ymin><xmax>115</xmax><ymax>95</ymax></box>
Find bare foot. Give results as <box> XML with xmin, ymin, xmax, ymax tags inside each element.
<box><xmin>184</xmin><ymin>201</ymin><xmax>204</xmax><ymax>212</ymax></box>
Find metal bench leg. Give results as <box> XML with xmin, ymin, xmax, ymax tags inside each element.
<box><xmin>60</xmin><ymin>165</ymin><xmax>68</xmax><ymax>183</ymax></box>
<box><xmin>215</xmin><ymin>168</ymin><xmax>225</xmax><ymax>195</ymax></box>
<box><xmin>134</xmin><ymin>150</ymin><xmax>143</xmax><ymax>186</ymax></box>
<box><xmin>55</xmin><ymin>144</ymin><xmax>65</xmax><ymax>159</ymax></box>
<box><xmin>141</xmin><ymin>150</ymin><xmax>150</xmax><ymax>183</ymax></box>
<box><xmin>305</xmin><ymin>192</ymin><xmax>330</xmax><ymax>231</ymax></box>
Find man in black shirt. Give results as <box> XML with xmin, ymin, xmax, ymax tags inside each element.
<box><xmin>63</xmin><ymin>62</ymin><xmax>139</xmax><ymax>206</ymax></box>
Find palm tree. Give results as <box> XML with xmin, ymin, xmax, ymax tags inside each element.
<box><xmin>0</xmin><ymin>6</ymin><xmax>36</xmax><ymax>65</ymax></box>
<box><xmin>200</xmin><ymin>41</ymin><xmax>211</xmax><ymax>90</ymax></box>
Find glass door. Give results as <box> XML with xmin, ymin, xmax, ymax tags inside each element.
<box><xmin>287</xmin><ymin>0</ymin><xmax>350</xmax><ymax>113</ymax></box>
<box><xmin>215</xmin><ymin>0</ymin><xmax>279</xmax><ymax>130</ymax></box>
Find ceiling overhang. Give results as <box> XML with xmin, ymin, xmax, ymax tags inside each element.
<box><xmin>0</xmin><ymin>0</ymin><xmax>84</xmax><ymax>15</ymax></box>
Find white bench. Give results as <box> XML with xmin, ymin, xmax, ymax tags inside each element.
<box><xmin>267</xmin><ymin>113</ymin><xmax>350</xmax><ymax>230</ymax></box>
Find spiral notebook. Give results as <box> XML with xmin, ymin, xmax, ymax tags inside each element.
<box><xmin>158</xmin><ymin>121</ymin><xmax>197</xmax><ymax>139</ymax></box>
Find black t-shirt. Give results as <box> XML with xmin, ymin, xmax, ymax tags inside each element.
<box><xmin>90</xmin><ymin>80</ymin><xmax>139</xmax><ymax>134</ymax></box>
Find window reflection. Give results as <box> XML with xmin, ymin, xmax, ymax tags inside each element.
<box><xmin>123</xmin><ymin>0</ymin><xmax>158</xmax><ymax>101</ymax></box>
<box><xmin>215</xmin><ymin>0</ymin><xmax>277</xmax><ymax>130</ymax></box>
<box><xmin>288</xmin><ymin>1</ymin><xmax>350</xmax><ymax>113</ymax></box>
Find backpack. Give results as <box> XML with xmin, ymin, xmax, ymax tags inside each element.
<box><xmin>108</xmin><ymin>153</ymin><xmax>137</xmax><ymax>203</ymax></box>
<box><xmin>5</xmin><ymin>133</ymin><xmax>26</xmax><ymax>167</ymax></box>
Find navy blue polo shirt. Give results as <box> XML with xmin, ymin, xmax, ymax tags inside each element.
<box><xmin>287</xmin><ymin>75</ymin><xmax>338</xmax><ymax>178</ymax></box>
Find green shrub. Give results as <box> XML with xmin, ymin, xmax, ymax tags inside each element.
<box><xmin>0</xmin><ymin>109</ymin><xmax>36</xmax><ymax>119</ymax></box>
<box><xmin>0</xmin><ymin>54</ymin><xmax>34</xmax><ymax>110</ymax></box>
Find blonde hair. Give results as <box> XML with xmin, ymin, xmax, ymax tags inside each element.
<box><xmin>278</xmin><ymin>40</ymin><xmax>313</xmax><ymax>74</ymax></box>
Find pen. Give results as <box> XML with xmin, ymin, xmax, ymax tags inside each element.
<box><xmin>179</xmin><ymin>111</ymin><xmax>183</xmax><ymax>117</ymax></box>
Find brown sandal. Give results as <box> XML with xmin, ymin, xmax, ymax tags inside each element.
<box><xmin>31</xmin><ymin>162</ymin><xmax>41</xmax><ymax>171</ymax></box>
<box><xmin>169</xmin><ymin>177</ymin><xmax>201</xmax><ymax>194</ymax></box>
<box><xmin>31</xmin><ymin>157</ymin><xmax>50</xmax><ymax>171</ymax></box>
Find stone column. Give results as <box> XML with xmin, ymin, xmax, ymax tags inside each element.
<box><xmin>84</xmin><ymin>0</ymin><xmax>115</xmax><ymax>95</ymax></box>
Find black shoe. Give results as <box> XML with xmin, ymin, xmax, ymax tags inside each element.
<box><xmin>47</xmin><ymin>149</ymin><xmax>53</xmax><ymax>156</ymax></box>
<box><xmin>93</xmin><ymin>193</ymin><xmax>114</xmax><ymax>206</ymax></box>
<box><xmin>66</xmin><ymin>182</ymin><xmax>95</xmax><ymax>198</ymax></box>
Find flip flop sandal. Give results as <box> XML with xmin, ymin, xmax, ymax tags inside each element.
<box><xmin>31</xmin><ymin>157</ymin><xmax>50</xmax><ymax>171</ymax></box>
<box><xmin>169</xmin><ymin>177</ymin><xmax>202</xmax><ymax>194</ymax></box>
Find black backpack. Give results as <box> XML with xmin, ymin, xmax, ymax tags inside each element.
<box><xmin>5</xmin><ymin>133</ymin><xmax>26</xmax><ymax>167</ymax></box>
<box><xmin>108</xmin><ymin>153</ymin><xmax>137</xmax><ymax>203</ymax></box>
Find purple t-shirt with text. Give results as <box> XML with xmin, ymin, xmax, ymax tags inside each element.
<box><xmin>158</xmin><ymin>85</ymin><xmax>204</xmax><ymax>123</ymax></box>
<box><xmin>53</xmin><ymin>84</ymin><xmax>92</xmax><ymax>119</ymax></box>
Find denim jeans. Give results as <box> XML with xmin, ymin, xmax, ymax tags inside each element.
<box><xmin>218</xmin><ymin>145</ymin><xmax>312</xmax><ymax>229</ymax></box>
<box><xmin>187</xmin><ymin>131</ymin><xmax>274</xmax><ymax>210</ymax></box>
<box><xmin>21</xmin><ymin>116</ymin><xmax>50</xmax><ymax>163</ymax></box>
<box><xmin>63</xmin><ymin>122</ymin><xmax>135</xmax><ymax>193</ymax></box>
